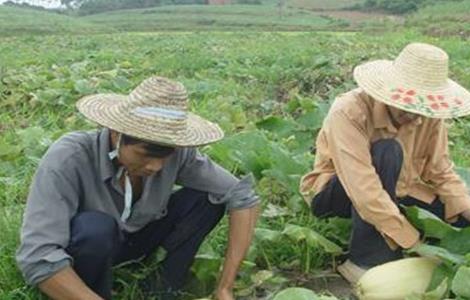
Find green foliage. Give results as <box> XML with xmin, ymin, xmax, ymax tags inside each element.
<box><xmin>77</xmin><ymin>0</ymin><xmax>206</xmax><ymax>16</ymax></box>
<box><xmin>0</xmin><ymin>6</ymin><xmax>106</xmax><ymax>37</ymax></box>
<box><xmin>406</xmin><ymin>0</ymin><xmax>470</xmax><ymax>38</ymax></box>
<box><xmin>404</xmin><ymin>206</ymin><xmax>458</xmax><ymax>240</ymax></box>
<box><xmin>406</xmin><ymin>208</ymin><xmax>470</xmax><ymax>299</ymax></box>
<box><xmin>282</xmin><ymin>224</ymin><xmax>343</xmax><ymax>255</ymax></box>
<box><xmin>363</xmin><ymin>0</ymin><xmax>423</xmax><ymax>14</ymax></box>
<box><xmin>451</xmin><ymin>266</ymin><xmax>470</xmax><ymax>298</ymax></box>
<box><xmin>362</xmin><ymin>0</ymin><xmax>464</xmax><ymax>14</ymax></box>
<box><xmin>273</xmin><ymin>287</ymin><xmax>338</xmax><ymax>300</ymax></box>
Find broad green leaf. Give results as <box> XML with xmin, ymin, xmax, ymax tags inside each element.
<box><xmin>282</xmin><ymin>224</ymin><xmax>342</xmax><ymax>255</ymax></box>
<box><xmin>439</xmin><ymin>227</ymin><xmax>470</xmax><ymax>256</ymax></box>
<box><xmin>427</xmin><ymin>263</ymin><xmax>454</xmax><ymax>293</ymax></box>
<box><xmin>295</xmin><ymin>109</ymin><xmax>325</xmax><ymax>130</ymax></box>
<box><xmin>256</xmin><ymin>116</ymin><xmax>298</xmax><ymax>138</ymax></box>
<box><xmin>407</xmin><ymin>244</ymin><xmax>465</xmax><ymax>265</ymax></box>
<box><xmin>451</xmin><ymin>266</ymin><xmax>470</xmax><ymax>298</ymax></box>
<box><xmin>112</xmin><ymin>76</ymin><xmax>132</xmax><ymax>91</ymax></box>
<box><xmin>273</xmin><ymin>287</ymin><xmax>337</xmax><ymax>300</ymax></box>
<box><xmin>255</xmin><ymin>228</ymin><xmax>283</xmax><ymax>242</ymax></box>
<box><xmin>423</xmin><ymin>278</ymin><xmax>448</xmax><ymax>300</ymax></box>
<box><xmin>250</xmin><ymin>270</ymin><xmax>273</xmax><ymax>286</ymax></box>
<box><xmin>273</xmin><ymin>287</ymin><xmax>318</xmax><ymax>300</ymax></box>
<box><xmin>404</xmin><ymin>206</ymin><xmax>458</xmax><ymax>239</ymax></box>
<box><xmin>261</xmin><ymin>203</ymin><xmax>290</xmax><ymax>218</ymax></box>
<box><xmin>191</xmin><ymin>254</ymin><xmax>221</xmax><ymax>285</ymax></box>
<box><xmin>16</xmin><ymin>126</ymin><xmax>51</xmax><ymax>159</ymax></box>
<box><xmin>154</xmin><ymin>247</ymin><xmax>167</xmax><ymax>264</ymax></box>
<box><xmin>74</xmin><ymin>79</ymin><xmax>94</xmax><ymax>94</ymax></box>
<box><xmin>0</xmin><ymin>141</ymin><xmax>21</xmax><ymax>158</ymax></box>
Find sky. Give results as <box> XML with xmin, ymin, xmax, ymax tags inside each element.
<box><xmin>0</xmin><ymin>0</ymin><xmax>63</xmax><ymax>8</ymax></box>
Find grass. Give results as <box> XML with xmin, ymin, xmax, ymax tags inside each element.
<box><xmin>406</xmin><ymin>0</ymin><xmax>470</xmax><ymax>37</ymax></box>
<box><xmin>0</xmin><ymin>6</ymin><xmax>106</xmax><ymax>37</ymax></box>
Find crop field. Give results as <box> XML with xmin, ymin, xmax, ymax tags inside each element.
<box><xmin>2</xmin><ymin>1</ymin><xmax>470</xmax><ymax>300</ymax></box>
<box><xmin>82</xmin><ymin>5</ymin><xmax>346</xmax><ymax>32</ymax></box>
<box><xmin>287</xmin><ymin>0</ymin><xmax>362</xmax><ymax>10</ymax></box>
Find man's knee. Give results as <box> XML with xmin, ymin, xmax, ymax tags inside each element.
<box><xmin>371</xmin><ymin>139</ymin><xmax>403</xmax><ymax>169</ymax></box>
<box><xmin>371</xmin><ymin>139</ymin><xmax>403</xmax><ymax>157</ymax></box>
<box><xmin>68</xmin><ymin>211</ymin><xmax>120</xmax><ymax>258</ymax></box>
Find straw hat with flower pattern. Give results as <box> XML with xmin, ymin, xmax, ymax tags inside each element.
<box><xmin>354</xmin><ymin>42</ymin><xmax>470</xmax><ymax>119</ymax></box>
<box><xmin>77</xmin><ymin>76</ymin><xmax>224</xmax><ymax>147</ymax></box>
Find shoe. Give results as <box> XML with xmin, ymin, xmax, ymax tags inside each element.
<box><xmin>337</xmin><ymin>259</ymin><xmax>367</xmax><ymax>285</ymax></box>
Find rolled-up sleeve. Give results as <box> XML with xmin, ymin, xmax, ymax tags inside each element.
<box><xmin>422</xmin><ymin>121</ymin><xmax>470</xmax><ymax>222</ymax></box>
<box><xmin>176</xmin><ymin>148</ymin><xmax>259</xmax><ymax>210</ymax></box>
<box><xmin>325</xmin><ymin>111</ymin><xmax>419</xmax><ymax>249</ymax></box>
<box><xmin>16</xmin><ymin>165</ymin><xmax>79</xmax><ymax>285</ymax></box>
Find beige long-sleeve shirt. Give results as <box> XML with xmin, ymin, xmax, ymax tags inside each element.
<box><xmin>300</xmin><ymin>88</ymin><xmax>470</xmax><ymax>249</ymax></box>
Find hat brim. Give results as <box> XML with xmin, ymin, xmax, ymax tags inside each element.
<box><xmin>354</xmin><ymin>60</ymin><xmax>470</xmax><ymax>118</ymax></box>
<box><xmin>76</xmin><ymin>94</ymin><xmax>224</xmax><ymax>147</ymax></box>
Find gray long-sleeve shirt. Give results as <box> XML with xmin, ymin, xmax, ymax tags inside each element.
<box><xmin>16</xmin><ymin>128</ymin><xmax>258</xmax><ymax>285</ymax></box>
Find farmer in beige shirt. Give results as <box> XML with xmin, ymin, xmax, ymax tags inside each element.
<box><xmin>300</xmin><ymin>43</ymin><xmax>470</xmax><ymax>283</ymax></box>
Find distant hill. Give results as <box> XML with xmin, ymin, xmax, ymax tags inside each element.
<box><xmin>406</xmin><ymin>0</ymin><xmax>470</xmax><ymax>37</ymax></box>
<box><xmin>2</xmin><ymin>0</ymin><xmax>468</xmax><ymax>37</ymax></box>
<box><xmin>81</xmin><ymin>4</ymin><xmax>348</xmax><ymax>32</ymax></box>
<box><xmin>0</xmin><ymin>6</ymin><xmax>107</xmax><ymax>36</ymax></box>
<box><xmin>0</xmin><ymin>3</ymin><xmax>353</xmax><ymax>36</ymax></box>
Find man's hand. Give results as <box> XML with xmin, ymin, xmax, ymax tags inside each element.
<box><xmin>215</xmin><ymin>287</ymin><xmax>234</xmax><ymax>300</ymax></box>
<box><xmin>461</xmin><ymin>209</ymin><xmax>470</xmax><ymax>222</ymax></box>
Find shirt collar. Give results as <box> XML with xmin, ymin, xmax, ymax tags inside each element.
<box><xmin>99</xmin><ymin>128</ymin><xmax>115</xmax><ymax>182</ymax></box>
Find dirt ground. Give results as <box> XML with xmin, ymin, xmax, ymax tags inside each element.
<box><xmin>283</xmin><ymin>269</ymin><xmax>355</xmax><ymax>299</ymax></box>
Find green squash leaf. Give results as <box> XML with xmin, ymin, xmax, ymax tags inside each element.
<box><xmin>451</xmin><ymin>266</ymin><xmax>470</xmax><ymax>298</ymax></box>
<box><xmin>404</xmin><ymin>206</ymin><xmax>458</xmax><ymax>239</ymax></box>
<box><xmin>282</xmin><ymin>224</ymin><xmax>342</xmax><ymax>255</ymax></box>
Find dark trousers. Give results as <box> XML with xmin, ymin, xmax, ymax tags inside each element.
<box><xmin>66</xmin><ymin>188</ymin><xmax>225</xmax><ymax>299</ymax></box>
<box><xmin>312</xmin><ymin>139</ymin><xmax>469</xmax><ymax>268</ymax></box>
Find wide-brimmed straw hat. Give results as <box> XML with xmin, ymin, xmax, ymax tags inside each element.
<box><xmin>76</xmin><ymin>76</ymin><xmax>224</xmax><ymax>147</ymax></box>
<box><xmin>354</xmin><ymin>42</ymin><xmax>470</xmax><ymax>118</ymax></box>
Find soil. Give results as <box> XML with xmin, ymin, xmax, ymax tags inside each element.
<box><xmin>282</xmin><ymin>269</ymin><xmax>356</xmax><ymax>299</ymax></box>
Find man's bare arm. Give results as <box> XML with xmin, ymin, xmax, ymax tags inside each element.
<box><xmin>38</xmin><ymin>266</ymin><xmax>103</xmax><ymax>300</ymax></box>
<box><xmin>216</xmin><ymin>204</ymin><xmax>259</xmax><ymax>300</ymax></box>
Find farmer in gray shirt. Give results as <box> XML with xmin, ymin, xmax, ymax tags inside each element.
<box><xmin>16</xmin><ymin>76</ymin><xmax>259</xmax><ymax>300</ymax></box>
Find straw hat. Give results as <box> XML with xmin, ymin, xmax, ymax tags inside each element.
<box><xmin>354</xmin><ymin>42</ymin><xmax>470</xmax><ymax>118</ymax></box>
<box><xmin>76</xmin><ymin>76</ymin><xmax>224</xmax><ymax>147</ymax></box>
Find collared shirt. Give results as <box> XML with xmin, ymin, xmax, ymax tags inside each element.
<box><xmin>300</xmin><ymin>88</ymin><xmax>470</xmax><ymax>249</ymax></box>
<box><xmin>16</xmin><ymin>128</ymin><xmax>258</xmax><ymax>285</ymax></box>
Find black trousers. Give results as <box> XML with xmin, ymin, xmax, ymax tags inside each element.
<box><xmin>66</xmin><ymin>188</ymin><xmax>225</xmax><ymax>299</ymax></box>
<box><xmin>312</xmin><ymin>139</ymin><xmax>469</xmax><ymax>267</ymax></box>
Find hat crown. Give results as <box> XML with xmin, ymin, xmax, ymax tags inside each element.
<box><xmin>129</xmin><ymin>76</ymin><xmax>188</xmax><ymax>113</ymax></box>
<box><xmin>76</xmin><ymin>75</ymin><xmax>224</xmax><ymax>146</ymax></box>
<box><xmin>394</xmin><ymin>43</ymin><xmax>449</xmax><ymax>89</ymax></box>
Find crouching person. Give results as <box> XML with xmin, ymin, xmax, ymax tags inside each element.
<box><xmin>16</xmin><ymin>76</ymin><xmax>259</xmax><ymax>300</ymax></box>
<box><xmin>300</xmin><ymin>43</ymin><xmax>470</xmax><ymax>284</ymax></box>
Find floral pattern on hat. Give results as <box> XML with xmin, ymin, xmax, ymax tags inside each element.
<box><xmin>389</xmin><ymin>87</ymin><xmax>463</xmax><ymax>118</ymax></box>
